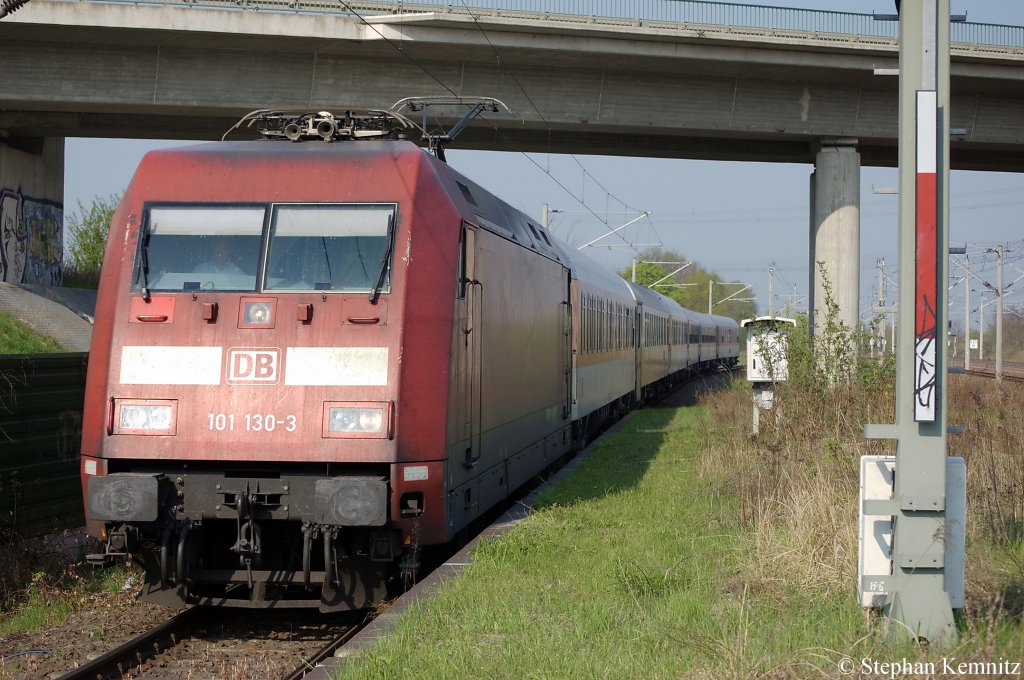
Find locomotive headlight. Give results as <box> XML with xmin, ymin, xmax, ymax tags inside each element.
<box><xmin>322</xmin><ymin>402</ymin><xmax>392</xmax><ymax>439</ymax></box>
<box><xmin>245</xmin><ymin>302</ymin><xmax>273</xmax><ymax>324</ymax></box>
<box><xmin>238</xmin><ymin>298</ymin><xmax>277</xmax><ymax>329</ymax></box>
<box><xmin>329</xmin><ymin>407</ymin><xmax>382</xmax><ymax>433</ymax></box>
<box><xmin>114</xmin><ymin>400</ymin><xmax>176</xmax><ymax>435</ymax></box>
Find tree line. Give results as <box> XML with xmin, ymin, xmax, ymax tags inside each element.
<box><xmin>618</xmin><ymin>247</ymin><xmax>757</xmax><ymax>323</ymax></box>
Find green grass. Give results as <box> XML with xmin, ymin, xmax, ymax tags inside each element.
<box><xmin>338</xmin><ymin>390</ymin><xmax>1024</xmax><ymax>678</ymax></box>
<box><xmin>0</xmin><ymin>311</ymin><xmax>65</xmax><ymax>353</ymax></box>
<box><xmin>338</xmin><ymin>295</ymin><xmax>1022</xmax><ymax>676</ymax></box>
<box><xmin>0</xmin><ymin>577</ymin><xmax>73</xmax><ymax>635</ymax></box>
<box><xmin>339</xmin><ymin>407</ymin><xmax>878</xmax><ymax>678</ymax></box>
<box><xmin>0</xmin><ymin>562</ymin><xmax>138</xmax><ymax>636</ymax></box>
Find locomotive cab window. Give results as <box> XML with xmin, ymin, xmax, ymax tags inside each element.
<box><xmin>265</xmin><ymin>204</ymin><xmax>396</xmax><ymax>293</ymax></box>
<box><xmin>134</xmin><ymin>207</ymin><xmax>264</xmax><ymax>292</ymax></box>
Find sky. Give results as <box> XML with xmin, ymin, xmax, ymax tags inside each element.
<box><xmin>63</xmin><ymin>0</ymin><xmax>1024</xmax><ymax>336</ymax></box>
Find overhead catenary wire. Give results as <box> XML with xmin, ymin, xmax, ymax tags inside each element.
<box><xmin>336</xmin><ymin>1</ymin><xmax>460</xmax><ymax>99</ymax></box>
<box><xmin>337</xmin><ymin>1</ymin><xmax>1020</xmax><ymax>285</ymax></box>
<box><xmin>342</xmin><ymin>0</ymin><xmax>647</xmax><ymax>256</ymax></box>
<box><xmin>387</xmin><ymin>0</ymin><xmax>655</xmax><ymax>255</ymax></box>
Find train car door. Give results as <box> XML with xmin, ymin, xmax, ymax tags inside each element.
<box><xmin>460</xmin><ymin>223</ymin><xmax>482</xmax><ymax>467</ymax></box>
<box><xmin>565</xmin><ymin>271</ymin><xmax>576</xmax><ymax>421</ymax></box>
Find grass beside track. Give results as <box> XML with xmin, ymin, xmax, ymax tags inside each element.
<box><xmin>0</xmin><ymin>311</ymin><xmax>65</xmax><ymax>353</ymax></box>
<box><xmin>342</xmin><ymin>406</ymin><xmax>869</xmax><ymax>679</ymax></box>
<box><xmin>342</xmin><ymin>386</ymin><xmax>1024</xmax><ymax>678</ymax></box>
<box><xmin>0</xmin><ymin>562</ymin><xmax>138</xmax><ymax>637</ymax></box>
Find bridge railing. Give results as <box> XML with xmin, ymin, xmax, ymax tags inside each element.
<box><xmin>76</xmin><ymin>0</ymin><xmax>1024</xmax><ymax>49</ymax></box>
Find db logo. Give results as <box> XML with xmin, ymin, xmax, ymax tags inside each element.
<box><xmin>226</xmin><ymin>348</ymin><xmax>281</xmax><ymax>384</ymax></box>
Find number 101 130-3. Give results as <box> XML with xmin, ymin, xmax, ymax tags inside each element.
<box><xmin>208</xmin><ymin>413</ymin><xmax>297</xmax><ymax>432</ymax></box>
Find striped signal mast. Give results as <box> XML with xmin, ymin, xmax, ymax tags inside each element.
<box><xmin>863</xmin><ymin>0</ymin><xmax>961</xmax><ymax>645</ymax></box>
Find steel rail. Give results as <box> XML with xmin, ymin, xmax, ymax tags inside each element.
<box><xmin>280</xmin><ymin>618</ymin><xmax>370</xmax><ymax>680</ymax></box>
<box><xmin>963</xmin><ymin>366</ymin><xmax>1024</xmax><ymax>383</ymax></box>
<box><xmin>56</xmin><ymin>606</ymin><xmax>204</xmax><ymax>680</ymax></box>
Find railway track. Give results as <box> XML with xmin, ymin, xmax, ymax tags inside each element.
<box><xmin>964</xmin><ymin>367</ymin><xmax>1024</xmax><ymax>383</ymax></box>
<box><xmin>952</xmin><ymin>359</ymin><xmax>1024</xmax><ymax>383</ymax></box>
<box><xmin>56</xmin><ymin>606</ymin><xmax>369</xmax><ymax>680</ymax></box>
<box><xmin>279</xmin><ymin>621</ymin><xmax>366</xmax><ymax>680</ymax></box>
<box><xmin>56</xmin><ymin>607</ymin><xmax>200</xmax><ymax>680</ymax></box>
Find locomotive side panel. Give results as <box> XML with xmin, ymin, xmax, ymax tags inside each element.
<box><xmin>444</xmin><ymin>224</ymin><xmax>572</xmax><ymax>534</ymax></box>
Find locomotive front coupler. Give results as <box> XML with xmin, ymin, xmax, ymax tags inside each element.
<box><xmin>227</xmin><ymin>485</ymin><xmax>265</xmax><ymax>589</ymax></box>
<box><xmin>86</xmin><ymin>524</ymin><xmax>133</xmax><ymax>567</ymax></box>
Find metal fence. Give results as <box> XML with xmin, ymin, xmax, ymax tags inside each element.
<box><xmin>0</xmin><ymin>353</ymin><xmax>87</xmax><ymax>537</ymax></box>
<box><xmin>85</xmin><ymin>0</ymin><xmax>1024</xmax><ymax>48</ymax></box>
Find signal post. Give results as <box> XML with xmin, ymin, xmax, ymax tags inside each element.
<box><xmin>862</xmin><ymin>0</ymin><xmax>961</xmax><ymax>644</ymax></box>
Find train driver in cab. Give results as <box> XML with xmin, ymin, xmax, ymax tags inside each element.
<box><xmin>193</xmin><ymin>237</ymin><xmax>245</xmax><ymax>276</ymax></box>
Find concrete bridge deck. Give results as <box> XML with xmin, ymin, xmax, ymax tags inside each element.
<box><xmin>1</xmin><ymin>0</ymin><xmax>1023</xmax><ymax>169</ymax></box>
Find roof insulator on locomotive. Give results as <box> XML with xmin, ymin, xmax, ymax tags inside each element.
<box><xmin>222</xmin><ymin>97</ymin><xmax>512</xmax><ymax>162</ymax></box>
<box><xmin>221</xmin><ymin>108</ymin><xmax>419</xmax><ymax>143</ymax></box>
<box><xmin>0</xmin><ymin>0</ymin><xmax>32</xmax><ymax>19</ymax></box>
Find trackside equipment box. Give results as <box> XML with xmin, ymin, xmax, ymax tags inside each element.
<box><xmin>858</xmin><ymin>455</ymin><xmax>966</xmax><ymax>608</ymax></box>
<box><xmin>740</xmin><ymin>316</ymin><xmax>795</xmax><ymax>383</ymax></box>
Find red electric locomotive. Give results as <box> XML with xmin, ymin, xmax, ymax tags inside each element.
<box><xmin>81</xmin><ymin>109</ymin><xmax>738</xmax><ymax>610</ymax></box>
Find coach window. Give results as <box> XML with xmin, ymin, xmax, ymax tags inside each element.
<box><xmin>135</xmin><ymin>206</ymin><xmax>264</xmax><ymax>292</ymax></box>
<box><xmin>266</xmin><ymin>204</ymin><xmax>396</xmax><ymax>292</ymax></box>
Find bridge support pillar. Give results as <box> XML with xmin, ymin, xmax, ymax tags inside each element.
<box><xmin>808</xmin><ymin>141</ymin><xmax>860</xmax><ymax>332</ymax></box>
<box><xmin>0</xmin><ymin>136</ymin><xmax>65</xmax><ymax>285</ymax></box>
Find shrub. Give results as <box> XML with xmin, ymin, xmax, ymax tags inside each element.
<box><xmin>64</xmin><ymin>195</ymin><xmax>119</xmax><ymax>287</ymax></box>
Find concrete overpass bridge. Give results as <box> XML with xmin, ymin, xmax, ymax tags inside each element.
<box><xmin>1</xmin><ymin>0</ymin><xmax>1022</xmax><ymax>323</ymax></box>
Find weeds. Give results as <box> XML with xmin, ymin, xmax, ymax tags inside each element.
<box><xmin>0</xmin><ymin>529</ymin><xmax>137</xmax><ymax>636</ymax></box>
<box><xmin>701</xmin><ymin>265</ymin><xmax>1024</xmax><ymax>662</ymax></box>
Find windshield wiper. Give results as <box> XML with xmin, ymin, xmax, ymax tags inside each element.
<box><xmin>321</xmin><ymin>235</ymin><xmax>333</xmax><ymax>282</ymax></box>
<box><xmin>139</xmin><ymin>225</ymin><xmax>152</xmax><ymax>302</ymax></box>
<box><xmin>368</xmin><ymin>213</ymin><xmax>395</xmax><ymax>304</ymax></box>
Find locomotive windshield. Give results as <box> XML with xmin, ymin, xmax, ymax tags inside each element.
<box><xmin>265</xmin><ymin>204</ymin><xmax>394</xmax><ymax>293</ymax></box>
<box><xmin>133</xmin><ymin>203</ymin><xmax>396</xmax><ymax>294</ymax></box>
<box><xmin>136</xmin><ymin>207</ymin><xmax>264</xmax><ymax>292</ymax></box>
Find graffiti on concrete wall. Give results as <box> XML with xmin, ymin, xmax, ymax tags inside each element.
<box><xmin>0</xmin><ymin>190</ymin><xmax>25</xmax><ymax>284</ymax></box>
<box><xmin>0</xmin><ymin>188</ymin><xmax>62</xmax><ymax>285</ymax></box>
<box><xmin>22</xmin><ymin>197</ymin><xmax>63</xmax><ymax>286</ymax></box>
